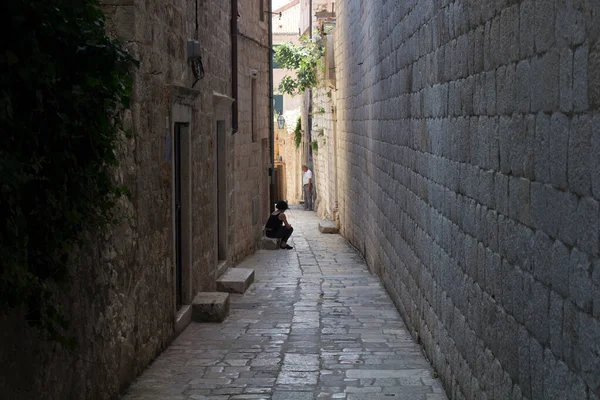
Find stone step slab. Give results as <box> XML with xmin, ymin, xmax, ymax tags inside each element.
<box><xmin>216</xmin><ymin>268</ymin><xmax>255</xmax><ymax>294</ymax></box>
<box><xmin>191</xmin><ymin>292</ymin><xmax>230</xmax><ymax>323</ymax></box>
<box><xmin>318</xmin><ymin>219</ymin><xmax>339</xmax><ymax>234</ymax></box>
<box><xmin>260</xmin><ymin>236</ymin><xmax>280</xmax><ymax>250</ymax></box>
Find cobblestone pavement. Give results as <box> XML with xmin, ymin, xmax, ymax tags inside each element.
<box><xmin>123</xmin><ymin>207</ymin><xmax>448</xmax><ymax>400</ymax></box>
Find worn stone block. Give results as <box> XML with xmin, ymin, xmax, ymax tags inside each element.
<box><xmin>499</xmin><ymin>216</ymin><xmax>534</xmax><ymax>270</ymax></box>
<box><xmin>534</xmin><ymin>112</ymin><xmax>551</xmax><ymax>183</ymax></box>
<box><xmin>590</xmin><ymin>43</ymin><xmax>600</xmax><ymax>111</ymax></box>
<box><xmin>529</xmin><ymin>336</ymin><xmax>545</xmax><ymax>400</ymax></box>
<box><xmin>516</xmin><ymin>60</ymin><xmax>531</xmax><ymax>113</ymax></box>
<box><xmin>558</xmin><ymin>193</ymin><xmax>597</xmax><ymax>251</ymax></box>
<box><xmin>555</xmin><ymin>1</ymin><xmax>586</xmax><ymax>47</ymax></box>
<box><xmin>479</xmin><ymin>169</ymin><xmax>495</xmax><ymax>209</ymax></box>
<box><xmin>549</xmin><ymin>239</ymin><xmax>571</xmax><ymax>298</ymax></box>
<box><xmin>499</xmin><ymin>115</ymin><xmax>514</xmax><ymax>174</ymax></box>
<box><xmin>530</xmin><ymin>56</ymin><xmax>544</xmax><ymax>113</ymax></box>
<box><xmin>497</xmin><ymin>64</ymin><xmax>516</xmax><ymax>115</ymax></box>
<box><xmin>543</xmin><ymin>348</ymin><xmax>570</xmax><ymax>400</ymax></box>
<box><xmin>485</xmin><ymin>71</ymin><xmax>497</xmax><ymax>115</ymax></box>
<box><xmin>494</xmin><ymin>173</ymin><xmax>509</xmax><ymax>216</ymax></box>
<box><xmin>518</xmin><ymin>325</ymin><xmax>532</xmax><ymax>398</ymax></box>
<box><xmin>592</xmin><ymin>116</ymin><xmax>600</xmax><ymax>200</ymax></box>
<box><xmin>559</xmin><ymin>47</ymin><xmax>573</xmax><ymax>112</ymax></box>
<box><xmin>508</xmin><ymin>177</ymin><xmax>531</xmax><ymax>227</ymax></box>
<box><xmin>534</xmin><ymin>0</ymin><xmax>556</xmax><ymax>53</ymax></box>
<box><xmin>576</xmin><ymin>312</ymin><xmax>600</xmax><ymax>391</ymax></box>
<box><xmin>216</xmin><ymin>268</ymin><xmax>255</xmax><ymax>294</ymax></box>
<box><xmin>486</xmin><ymin>249</ymin><xmax>502</xmax><ymax>301</ymax></box>
<box><xmin>192</xmin><ymin>292</ymin><xmax>230</xmax><ymax>323</ymax></box>
<box><xmin>261</xmin><ymin>235</ymin><xmax>280</xmax><ymax>250</ymax></box>
<box><xmin>531</xmin><ymin>51</ymin><xmax>560</xmax><ymax>112</ymax></box>
<box><xmin>568</xmin><ymin>115</ymin><xmax>592</xmax><ymax>196</ymax></box>
<box><xmin>515</xmin><ymin>115</ymin><xmax>535</xmax><ymax>180</ymax></box>
<box><xmin>520</xmin><ymin>0</ymin><xmax>535</xmax><ymax>58</ymax></box>
<box><xmin>486</xmin><ymin>209</ymin><xmax>499</xmax><ymax>252</ymax></box>
<box><xmin>318</xmin><ymin>219</ymin><xmax>339</xmax><ymax>234</ymax></box>
<box><xmin>529</xmin><ymin>183</ymin><xmax>556</xmax><ymax>237</ymax></box>
<box><xmin>594</xmin><ymin>259</ymin><xmax>600</xmax><ymax>319</ymax></box>
<box><xmin>573</xmin><ymin>45</ymin><xmax>589</xmax><ymax>112</ymax></box>
<box><xmin>569</xmin><ymin>249</ymin><xmax>593</xmax><ymax>313</ymax></box>
<box><xmin>524</xmin><ymin>276</ymin><xmax>550</xmax><ymax>345</ymax></box>
<box><xmin>549</xmin><ymin>113</ymin><xmax>569</xmax><ymax>190</ymax></box>
<box><xmin>501</xmin><ymin>259</ymin><xmax>518</xmax><ymax>317</ymax></box>
<box><xmin>548</xmin><ymin>290</ymin><xmax>564</xmax><ymax>358</ymax></box>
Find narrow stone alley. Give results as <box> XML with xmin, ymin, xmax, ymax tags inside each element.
<box><xmin>123</xmin><ymin>207</ymin><xmax>447</xmax><ymax>400</ymax></box>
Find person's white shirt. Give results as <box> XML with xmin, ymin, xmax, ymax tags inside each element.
<box><xmin>303</xmin><ymin>169</ymin><xmax>313</xmax><ymax>185</ymax></box>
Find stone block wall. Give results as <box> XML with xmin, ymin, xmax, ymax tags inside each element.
<box><xmin>231</xmin><ymin>0</ymin><xmax>271</xmax><ymax>262</ymax></box>
<box><xmin>334</xmin><ymin>0</ymin><xmax>600</xmax><ymax>398</ymax></box>
<box><xmin>193</xmin><ymin>0</ymin><xmax>233</xmax><ymax>289</ymax></box>
<box><xmin>312</xmin><ymin>85</ymin><xmax>337</xmax><ymax>220</ymax></box>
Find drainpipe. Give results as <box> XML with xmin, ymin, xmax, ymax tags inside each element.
<box><xmin>231</xmin><ymin>0</ymin><xmax>238</xmax><ymax>134</ymax></box>
<box><xmin>268</xmin><ymin>0</ymin><xmax>276</xmax><ymax>210</ymax></box>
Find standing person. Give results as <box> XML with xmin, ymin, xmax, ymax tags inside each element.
<box><xmin>302</xmin><ymin>165</ymin><xmax>313</xmax><ymax>211</ymax></box>
<box><xmin>264</xmin><ymin>201</ymin><xmax>294</xmax><ymax>249</ymax></box>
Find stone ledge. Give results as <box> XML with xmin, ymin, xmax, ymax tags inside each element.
<box><xmin>319</xmin><ymin>219</ymin><xmax>339</xmax><ymax>234</ymax></box>
<box><xmin>216</xmin><ymin>268</ymin><xmax>255</xmax><ymax>294</ymax></box>
<box><xmin>192</xmin><ymin>292</ymin><xmax>229</xmax><ymax>323</ymax></box>
<box><xmin>260</xmin><ymin>236</ymin><xmax>280</xmax><ymax>250</ymax></box>
<box><xmin>174</xmin><ymin>305</ymin><xmax>192</xmax><ymax>333</ymax></box>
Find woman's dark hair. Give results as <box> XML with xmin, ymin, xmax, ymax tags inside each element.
<box><xmin>276</xmin><ymin>200</ymin><xmax>289</xmax><ymax>210</ymax></box>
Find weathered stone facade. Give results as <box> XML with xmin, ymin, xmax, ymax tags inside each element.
<box><xmin>333</xmin><ymin>0</ymin><xmax>600</xmax><ymax>399</ymax></box>
<box><xmin>0</xmin><ymin>1</ymin><xmax>270</xmax><ymax>398</ymax></box>
<box><xmin>312</xmin><ymin>83</ymin><xmax>338</xmax><ymax>220</ymax></box>
<box><xmin>232</xmin><ymin>0</ymin><xmax>271</xmax><ymax>262</ymax></box>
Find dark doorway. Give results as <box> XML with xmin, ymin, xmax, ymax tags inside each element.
<box><xmin>174</xmin><ymin>123</ymin><xmax>186</xmax><ymax>309</ymax></box>
<box><xmin>216</xmin><ymin>120</ymin><xmax>227</xmax><ymax>261</ymax></box>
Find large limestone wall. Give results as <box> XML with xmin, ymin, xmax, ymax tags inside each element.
<box><xmin>334</xmin><ymin>0</ymin><xmax>600</xmax><ymax>399</ymax></box>
<box><xmin>312</xmin><ymin>86</ymin><xmax>337</xmax><ymax>220</ymax></box>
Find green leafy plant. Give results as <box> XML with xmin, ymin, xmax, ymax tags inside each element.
<box><xmin>0</xmin><ymin>0</ymin><xmax>136</xmax><ymax>345</ymax></box>
<box><xmin>294</xmin><ymin>116</ymin><xmax>302</xmax><ymax>149</ymax></box>
<box><xmin>274</xmin><ymin>34</ymin><xmax>325</xmax><ymax>95</ymax></box>
<box><xmin>310</xmin><ymin>140</ymin><xmax>319</xmax><ymax>155</ymax></box>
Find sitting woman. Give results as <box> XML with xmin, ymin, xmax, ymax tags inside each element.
<box><xmin>265</xmin><ymin>200</ymin><xmax>294</xmax><ymax>249</ymax></box>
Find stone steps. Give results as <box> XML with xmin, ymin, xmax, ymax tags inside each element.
<box><xmin>191</xmin><ymin>292</ymin><xmax>230</xmax><ymax>323</ymax></box>
<box><xmin>319</xmin><ymin>219</ymin><xmax>339</xmax><ymax>234</ymax></box>
<box><xmin>216</xmin><ymin>267</ymin><xmax>255</xmax><ymax>294</ymax></box>
<box><xmin>260</xmin><ymin>236</ymin><xmax>279</xmax><ymax>250</ymax></box>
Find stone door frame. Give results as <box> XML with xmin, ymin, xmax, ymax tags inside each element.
<box><xmin>169</xmin><ymin>85</ymin><xmax>200</xmax><ymax>333</ymax></box>
<box><xmin>212</xmin><ymin>92</ymin><xmax>234</xmax><ymax>279</ymax></box>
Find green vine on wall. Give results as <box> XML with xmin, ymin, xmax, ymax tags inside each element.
<box><xmin>294</xmin><ymin>116</ymin><xmax>302</xmax><ymax>149</ymax></box>
<box><xmin>0</xmin><ymin>0</ymin><xmax>136</xmax><ymax>345</ymax></box>
<box><xmin>274</xmin><ymin>34</ymin><xmax>326</xmax><ymax>96</ymax></box>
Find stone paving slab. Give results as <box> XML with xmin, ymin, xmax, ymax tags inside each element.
<box><xmin>122</xmin><ymin>207</ymin><xmax>447</xmax><ymax>400</ymax></box>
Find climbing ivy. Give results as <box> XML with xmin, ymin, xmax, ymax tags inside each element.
<box><xmin>274</xmin><ymin>35</ymin><xmax>325</xmax><ymax>96</ymax></box>
<box><xmin>294</xmin><ymin>116</ymin><xmax>302</xmax><ymax>149</ymax></box>
<box><xmin>0</xmin><ymin>0</ymin><xmax>136</xmax><ymax>345</ymax></box>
